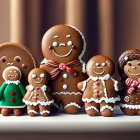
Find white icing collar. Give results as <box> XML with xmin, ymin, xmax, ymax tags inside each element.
<box><xmin>5</xmin><ymin>80</ymin><xmax>20</xmax><ymax>85</ymax></box>
<box><xmin>89</xmin><ymin>74</ymin><xmax>111</xmax><ymax>81</ymax></box>
<box><xmin>29</xmin><ymin>85</ymin><xmax>47</xmax><ymax>92</ymax></box>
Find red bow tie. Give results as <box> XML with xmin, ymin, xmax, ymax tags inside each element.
<box><xmin>125</xmin><ymin>78</ymin><xmax>140</xmax><ymax>94</ymax></box>
<box><xmin>45</xmin><ymin>60</ymin><xmax>80</xmax><ymax>80</ymax></box>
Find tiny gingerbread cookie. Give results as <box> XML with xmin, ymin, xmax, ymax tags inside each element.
<box><xmin>0</xmin><ymin>66</ymin><xmax>26</xmax><ymax>116</ymax></box>
<box><xmin>0</xmin><ymin>42</ymin><xmax>37</xmax><ymax>87</ymax></box>
<box><xmin>78</xmin><ymin>55</ymin><xmax>121</xmax><ymax>117</ymax></box>
<box><xmin>40</xmin><ymin>24</ymin><xmax>86</xmax><ymax>114</ymax></box>
<box><xmin>23</xmin><ymin>68</ymin><xmax>54</xmax><ymax>116</ymax></box>
<box><xmin>118</xmin><ymin>49</ymin><xmax>140</xmax><ymax>115</ymax></box>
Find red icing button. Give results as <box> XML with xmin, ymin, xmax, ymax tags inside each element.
<box><xmin>95</xmin><ymin>82</ymin><xmax>100</xmax><ymax>86</ymax></box>
<box><xmin>96</xmin><ymin>89</ymin><xmax>99</xmax><ymax>93</ymax></box>
<box><xmin>11</xmin><ymin>91</ymin><xmax>14</xmax><ymax>95</ymax></box>
<box><xmin>72</xmin><ymin>45</ymin><xmax>76</xmax><ymax>49</ymax></box>
<box><xmin>60</xmin><ymin>78</ymin><xmax>63</xmax><ymax>82</ymax></box>
<box><xmin>49</xmin><ymin>46</ymin><xmax>53</xmax><ymax>50</ymax></box>
<box><xmin>22</xmin><ymin>64</ymin><xmax>27</xmax><ymax>68</ymax></box>
<box><xmin>95</xmin><ymin>94</ymin><xmax>99</xmax><ymax>97</ymax></box>
<box><xmin>35</xmin><ymin>98</ymin><xmax>38</xmax><ymax>100</ymax></box>
<box><xmin>11</xmin><ymin>98</ymin><xmax>14</xmax><ymax>102</ymax></box>
<box><xmin>59</xmin><ymin>63</ymin><xmax>66</xmax><ymax>70</ymax></box>
<box><xmin>35</xmin><ymin>87</ymin><xmax>39</xmax><ymax>90</ymax></box>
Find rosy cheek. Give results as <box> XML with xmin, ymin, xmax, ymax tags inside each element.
<box><xmin>49</xmin><ymin>46</ymin><xmax>53</xmax><ymax>50</ymax></box>
<box><xmin>72</xmin><ymin>45</ymin><xmax>76</xmax><ymax>49</ymax></box>
<box><xmin>22</xmin><ymin>64</ymin><xmax>27</xmax><ymax>68</ymax></box>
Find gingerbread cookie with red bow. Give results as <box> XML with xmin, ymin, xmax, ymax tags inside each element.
<box><xmin>40</xmin><ymin>25</ymin><xmax>86</xmax><ymax>114</ymax></box>
<box><xmin>78</xmin><ymin>55</ymin><xmax>121</xmax><ymax>117</ymax></box>
<box><xmin>118</xmin><ymin>49</ymin><xmax>140</xmax><ymax>115</ymax></box>
<box><xmin>23</xmin><ymin>68</ymin><xmax>54</xmax><ymax>116</ymax></box>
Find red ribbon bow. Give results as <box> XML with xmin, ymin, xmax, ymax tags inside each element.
<box><xmin>125</xmin><ymin>78</ymin><xmax>140</xmax><ymax>94</ymax></box>
<box><xmin>45</xmin><ymin>60</ymin><xmax>80</xmax><ymax>80</ymax></box>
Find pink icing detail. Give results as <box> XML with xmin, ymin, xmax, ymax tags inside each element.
<box><xmin>59</xmin><ymin>63</ymin><xmax>66</xmax><ymax>70</ymax></box>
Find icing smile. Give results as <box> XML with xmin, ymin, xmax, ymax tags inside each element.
<box><xmin>34</xmin><ymin>79</ymin><xmax>43</xmax><ymax>84</ymax></box>
<box><xmin>94</xmin><ymin>70</ymin><xmax>105</xmax><ymax>75</ymax></box>
<box><xmin>52</xmin><ymin>49</ymin><xmax>72</xmax><ymax>58</ymax></box>
<box><xmin>9</xmin><ymin>74</ymin><xmax>17</xmax><ymax>79</ymax></box>
<box><xmin>128</xmin><ymin>70</ymin><xmax>140</xmax><ymax>76</ymax></box>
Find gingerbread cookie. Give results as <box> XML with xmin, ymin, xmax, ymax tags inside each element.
<box><xmin>0</xmin><ymin>66</ymin><xmax>26</xmax><ymax>116</ymax></box>
<box><xmin>78</xmin><ymin>55</ymin><xmax>121</xmax><ymax>117</ymax></box>
<box><xmin>118</xmin><ymin>49</ymin><xmax>140</xmax><ymax>115</ymax></box>
<box><xmin>23</xmin><ymin>68</ymin><xmax>54</xmax><ymax>116</ymax></box>
<box><xmin>0</xmin><ymin>42</ymin><xmax>37</xmax><ymax>86</ymax></box>
<box><xmin>40</xmin><ymin>24</ymin><xmax>86</xmax><ymax>114</ymax></box>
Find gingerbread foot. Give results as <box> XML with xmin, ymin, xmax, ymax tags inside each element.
<box><xmin>100</xmin><ymin>108</ymin><xmax>113</xmax><ymax>117</ymax></box>
<box><xmin>121</xmin><ymin>108</ymin><xmax>136</xmax><ymax>115</ymax></box>
<box><xmin>27</xmin><ymin>105</ymin><xmax>38</xmax><ymax>116</ymax></box>
<box><xmin>39</xmin><ymin>105</ymin><xmax>50</xmax><ymax>117</ymax></box>
<box><xmin>137</xmin><ymin>109</ymin><xmax>140</xmax><ymax>115</ymax></box>
<box><xmin>1</xmin><ymin>108</ymin><xmax>12</xmax><ymax>116</ymax></box>
<box><xmin>13</xmin><ymin>108</ymin><xmax>22</xmax><ymax>116</ymax></box>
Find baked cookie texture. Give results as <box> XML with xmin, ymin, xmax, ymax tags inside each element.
<box><xmin>78</xmin><ymin>55</ymin><xmax>122</xmax><ymax>117</ymax></box>
<box><xmin>0</xmin><ymin>66</ymin><xmax>26</xmax><ymax>116</ymax></box>
<box><xmin>40</xmin><ymin>24</ymin><xmax>86</xmax><ymax>114</ymax></box>
<box><xmin>118</xmin><ymin>49</ymin><xmax>140</xmax><ymax>115</ymax></box>
<box><xmin>23</xmin><ymin>68</ymin><xmax>54</xmax><ymax>116</ymax></box>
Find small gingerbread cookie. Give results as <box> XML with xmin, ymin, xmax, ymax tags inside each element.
<box><xmin>40</xmin><ymin>25</ymin><xmax>86</xmax><ymax>114</ymax></box>
<box><xmin>23</xmin><ymin>68</ymin><xmax>54</xmax><ymax>116</ymax></box>
<box><xmin>0</xmin><ymin>66</ymin><xmax>26</xmax><ymax>116</ymax></box>
<box><xmin>118</xmin><ymin>49</ymin><xmax>140</xmax><ymax>115</ymax></box>
<box><xmin>78</xmin><ymin>55</ymin><xmax>121</xmax><ymax>117</ymax></box>
<box><xmin>0</xmin><ymin>42</ymin><xmax>37</xmax><ymax>87</ymax></box>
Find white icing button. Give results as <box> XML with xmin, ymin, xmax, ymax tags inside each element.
<box><xmin>124</xmin><ymin>56</ymin><xmax>128</xmax><ymax>61</ymax></box>
<box><xmin>124</xmin><ymin>96</ymin><xmax>129</xmax><ymax>102</ymax></box>
<box><xmin>63</xmin><ymin>84</ymin><xmax>68</xmax><ymax>89</ymax></box>
<box><xmin>63</xmin><ymin>73</ymin><xmax>68</xmax><ymax>79</ymax></box>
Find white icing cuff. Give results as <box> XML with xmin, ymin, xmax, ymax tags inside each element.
<box><xmin>120</xmin><ymin>103</ymin><xmax>140</xmax><ymax>110</ymax></box>
<box><xmin>52</xmin><ymin>92</ymin><xmax>82</xmax><ymax>96</ymax></box>
<box><xmin>5</xmin><ymin>80</ymin><xmax>20</xmax><ymax>85</ymax></box>
<box><xmin>41</xmin><ymin>85</ymin><xmax>47</xmax><ymax>92</ymax></box>
<box><xmin>0</xmin><ymin>105</ymin><xmax>26</xmax><ymax>108</ymax></box>
<box><xmin>28</xmin><ymin>110</ymin><xmax>38</xmax><ymax>114</ymax></box>
<box><xmin>40</xmin><ymin>110</ymin><xmax>50</xmax><ymax>115</ymax></box>
<box><xmin>82</xmin><ymin>96</ymin><xmax>120</xmax><ymax>103</ymax></box>
<box><xmin>22</xmin><ymin>99</ymin><xmax>54</xmax><ymax>106</ymax></box>
<box><xmin>85</xmin><ymin>106</ymin><xmax>99</xmax><ymax>112</ymax></box>
<box><xmin>100</xmin><ymin>105</ymin><xmax>115</xmax><ymax>112</ymax></box>
<box><xmin>64</xmin><ymin>102</ymin><xmax>81</xmax><ymax>109</ymax></box>
<box><xmin>29</xmin><ymin>85</ymin><xmax>34</xmax><ymax>91</ymax></box>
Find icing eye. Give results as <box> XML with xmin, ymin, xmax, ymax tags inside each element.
<box><xmin>96</xmin><ymin>63</ymin><xmax>100</xmax><ymax>66</ymax></box>
<box><xmin>102</xmin><ymin>63</ymin><xmax>106</xmax><ymax>66</ymax></box>
<box><xmin>53</xmin><ymin>42</ymin><xmax>58</xmax><ymax>47</ymax></box>
<box><xmin>127</xmin><ymin>61</ymin><xmax>131</xmax><ymax>66</ymax></box>
<box><xmin>138</xmin><ymin>62</ymin><xmax>140</xmax><ymax>66</ymax></box>
<box><xmin>40</xmin><ymin>73</ymin><xmax>45</xmax><ymax>78</ymax></box>
<box><xmin>1</xmin><ymin>56</ymin><xmax>6</xmax><ymax>62</ymax></box>
<box><xmin>14</xmin><ymin>56</ymin><xmax>21</xmax><ymax>62</ymax></box>
<box><xmin>32</xmin><ymin>74</ymin><xmax>36</xmax><ymax>79</ymax></box>
<box><xmin>67</xmin><ymin>41</ymin><xmax>73</xmax><ymax>46</ymax></box>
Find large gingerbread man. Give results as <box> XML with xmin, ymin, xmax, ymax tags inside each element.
<box><xmin>40</xmin><ymin>25</ymin><xmax>86</xmax><ymax>114</ymax></box>
<box><xmin>118</xmin><ymin>49</ymin><xmax>140</xmax><ymax>115</ymax></box>
<box><xmin>78</xmin><ymin>55</ymin><xmax>121</xmax><ymax>117</ymax></box>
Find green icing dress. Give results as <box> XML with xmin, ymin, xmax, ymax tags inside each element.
<box><xmin>0</xmin><ymin>82</ymin><xmax>26</xmax><ymax>108</ymax></box>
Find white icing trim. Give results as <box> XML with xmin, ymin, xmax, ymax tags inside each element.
<box><xmin>22</xmin><ymin>99</ymin><xmax>54</xmax><ymax>106</ymax></box>
<box><xmin>53</xmin><ymin>103</ymin><xmax>59</xmax><ymax>109</ymax></box>
<box><xmin>28</xmin><ymin>110</ymin><xmax>38</xmax><ymax>114</ymax></box>
<box><xmin>64</xmin><ymin>102</ymin><xmax>81</xmax><ymax>109</ymax></box>
<box><xmin>85</xmin><ymin>106</ymin><xmax>99</xmax><ymax>112</ymax></box>
<box><xmin>40</xmin><ymin>110</ymin><xmax>50</xmax><ymax>114</ymax></box>
<box><xmin>29</xmin><ymin>85</ymin><xmax>34</xmax><ymax>91</ymax></box>
<box><xmin>120</xmin><ymin>103</ymin><xmax>140</xmax><ymax>109</ymax></box>
<box><xmin>82</xmin><ymin>96</ymin><xmax>120</xmax><ymax>103</ymax></box>
<box><xmin>52</xmin><ymin>92</ymin><xmax>82</xmax><ymax>96</ymax></box>
<box><xmin>111</xmin><ymin>78</ymin><xmax>119</xmax><ymax>91</ymax></box>
<box><xmin>3</xmin><ymin>66</ymin><xmax>22</xmax><ymax>81</ymax></box>
<box><xmin>5</xmin><ymin>80</ymin><xmax>20</xmax><ymax>85</ymax></box>
<box><xmin>41</xmin><ymin>85</ymin><xmax>47</xmax><ymax>91</ymax></box>
<box><xmin>100</xmin><ymin>105</ymin><xmax>114</xmax><ymax>112</ymax></box>
<box><xmin>52</xmin><ymin>49</ymin><xmax>72</xmax><ymax>58</ymax></box>
<box><xmin>0</xmin><ymin>105</ymin><xmax>26</xmax><ymax>108</ymax></box>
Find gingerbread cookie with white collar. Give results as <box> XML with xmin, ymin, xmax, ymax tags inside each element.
<box><xmin>78</xmin><ymin>55</ymin><xmax>121</xmax><ymax>117</ymax></box>
<box><xmin>23</xmin><ymin>68</ymin><xmax>54</xmax><ymax>116</ymax></box>
<box><xmin>40</xmin><ymin>25</ymin><xmax>86</xmax><ymax>114</ymax></box>
<box><xmin>118</xmin><ymin>49</ymin><xmax>140</xmax><ymax>115</ymax></box>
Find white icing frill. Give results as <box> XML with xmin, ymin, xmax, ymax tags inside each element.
<box><xmin>52</xmin><ymin>92</ymin><xmax>82</xmax><ymax>96</ymax></box>
<box><xmin>100</xmin><ymin>105</ymin><xmax>115</xmax><ymax>112</ymax></box>
<box><xmin>85</xmin><ymin>106</ymin><xmax>99</xmax><ymax>112</ymax></box>
<box><xmin>5</xmin><ymin>80</ymin><xmax>20</xmax><ymax>85</ymax></box>
<box><xmin>64</xmin><ymin>102</ymin><xmax>81</xmax><ymax>109</ymax></box>
<box><xmin>120</xmin><ymin>103</ymin><xmax>140</xmax><ymax>110</ymax></box>
<box><xmin>40</xmin><ymin>110</ymin><xmax>50</xmax><ymax>114</ymax></box>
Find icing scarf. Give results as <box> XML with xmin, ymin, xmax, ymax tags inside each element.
<box><xmin>45</xmin><ymin>60</ymin><xmax>80</xmax><ymax>80</ymax></box>
<box><xmin>125</xmin><ymin>78</ymin><xmax>140</xmax><ymax>94</ymax></box>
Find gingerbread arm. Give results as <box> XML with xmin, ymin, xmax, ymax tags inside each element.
<box><xmin>0</xmin><ymin>82</ymin><xmax>7</xmax><ymax>100</ymax></box>
<box><xmin>18</xmin><ymin>83</ymin><xmax>26</xmax><ymax>97</ymax></box>
<box><xmin>77</xmin><ymin>81</ymin><xmax>85</xmax><ymax>91</ymax></box>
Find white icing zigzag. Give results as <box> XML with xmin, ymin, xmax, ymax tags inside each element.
<box><xmin>120</xmin><ymin>103</ymin><xmax>140</xmax><ymax>109</ymax></box>
<box><xmin>64</xmin><ymin>102</ymin><xmax>81</xmax><ymax>109</ymax></box>
<box><xmin>100</xmin><ymin>105</ymin><xmax>115</xmax><ymax>112</ymax></box>
<box><xmin>85</xmin><ymin>106</ymin><xmax>99</xmax><ymax>112</ymax></box>
<box><xmin>28</xmin><ymin>110</ymin><xmax>38</xmax><ymax>114</ymax></box>
<box><xmin>5</xmin><ymin>80</ymin><xmax>20</xmax><ymax>85</ymax></box>
<box><xmin>52</xmin><ymin>92</ymin><xmax>82</xmax><ymax>96</ymax></box>
<box><xmin>82</xmin><ymin>96</ymin><xmax>120</xmax><ymax>103</ymax></box>
<box><xmin>40</xmin><ymin>110</ymin><xmax>50</xmax><ymax>115</ymax></box>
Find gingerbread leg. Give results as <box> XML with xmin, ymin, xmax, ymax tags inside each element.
<box><xmin>121</xmin><ymin>107</ymin><xmax>136</xmax><ymax>115</ymax></box>
<box><xmin>100</xmin><ymin>101</ymin><xmax>114</xmax><ymax>117</ymax></box>
<box><xmin>85</xmin><ymin>102</ymin><xmax>99</xmax><ymax>116</ymax></box>
<box><xmin>13</xmin><ymin>108</ymin><xmax>22</xmax><ymax>116</ymax></box>
<box><xmin>39</xmin><ymin>105</ymin><xmax>50</xmax><ymax>117</ymax></box>
<box><xmin>27</xmin><ymin>105</ymin><xmax>38</xmax><ymax>116</ymax></box>
<box><xmin>1</xmin><ymin>108</ymin><xmax>12</xmax><ymax>116</ymax></box>
<box><xmin>62</xmin><ymin>94</ymin><xmax>83</xmax><ymax>114</ymax></box>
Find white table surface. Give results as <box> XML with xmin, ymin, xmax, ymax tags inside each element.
<box><xmin>0</xmin><ymin>106</ymin><xmax>140</xmax><ymax>132</ymax></box>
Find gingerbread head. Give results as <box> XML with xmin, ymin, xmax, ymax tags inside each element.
<box><xmin>86</xmin><ymin>55</ymin><xmax>115</xmax><ymax>77</ymax></box>
<box><xmin>118</xmin><ymin>49</ymin><xmax>140</xmax><ymax>80</ymax></box>
<box><xmin>28</xmin><ymin>68</ymin><xmax>49</xmax><ymax>87</ymax></box>
<box><xmin>41</xmin><ymin>25</ymin><xmax>86</xmax><ymax>66</ymax></box>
